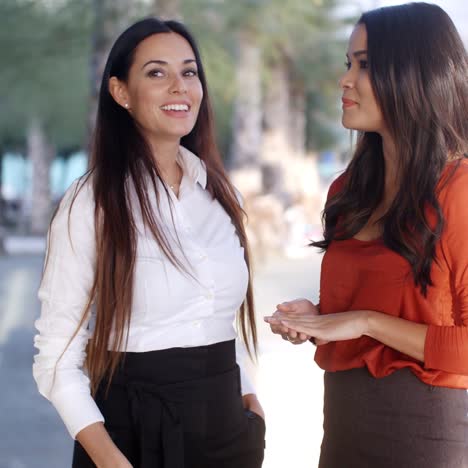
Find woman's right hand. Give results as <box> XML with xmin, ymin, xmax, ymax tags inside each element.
<box><xmin>264</xmin><ymin>298</ymin><xmax>322</xmax><ymax>345</ymax></box>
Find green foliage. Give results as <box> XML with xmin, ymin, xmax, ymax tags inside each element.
<box><xmin>0</xmin><ymin>0</ymin><xmax>93</xmax><ymax>151</ymax></box>
<box><xmin>182</xmin><ymin>0</ymin><xmax>352</xmax><ymax>152</ymax></box>
<box><xmin>0</xmin><ymin>0</ymin><xmax>355</xmax><ymax>155</ymax></box>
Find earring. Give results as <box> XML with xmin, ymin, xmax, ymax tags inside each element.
<box><xmin>125</xmin><ymin>103</ymin><xmax>129</xmax><ymax>109</ymax></box>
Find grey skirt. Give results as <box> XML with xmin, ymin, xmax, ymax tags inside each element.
<box><xmin>319</xmin><ymin>367</ymin><xmax>468</xmax><ymax>468</ymax></box>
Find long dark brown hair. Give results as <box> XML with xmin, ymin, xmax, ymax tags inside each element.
<box><xmin>313</xmin><ymin>3</ymin><xmax>468</xmax><ymax>295</ymax></box>
<box><xmin>62</xmin><ymin>18</ymin><xmax>257</xmax><ymax>394</ymax></box>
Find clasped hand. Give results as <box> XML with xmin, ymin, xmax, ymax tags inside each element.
<box><xmin>264</xmin><ymin>299</ymin><xmax>369</xmax><ymax>345</ymax></box>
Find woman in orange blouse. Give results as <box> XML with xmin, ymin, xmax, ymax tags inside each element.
<box><xmin>265</xmin><ymin>3</ymin><xmax>468</xmax><ymax>467</ymax></box>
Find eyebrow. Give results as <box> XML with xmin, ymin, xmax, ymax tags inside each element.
<box><xmin>141</xmin><ymin>59</ymin><xmax>196</xmax><ymax>69</ymax></box>
<box><xmin>346</xmin><ymin>49</ymin><xmax>368</xmax><ymax>59</ymax></box>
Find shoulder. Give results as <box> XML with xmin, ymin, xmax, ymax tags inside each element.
<box><xmin>54</xmin><ymin>174</ymin><xmax>95</xmax><ymax>228</ymax></box>
<box><xmin>234</xmin><ymin>187</ymin><xmax>244</xmax><ymax>208</ymax></box>
<box><xmin>327</xmin><ymin>172</ymin><xmax>347</xmax><ymax>201</ymax></box>
<box><xmin>438</xmin><ymin>158</ymin><xmax>468</xmax><ymax>206</ymax></box>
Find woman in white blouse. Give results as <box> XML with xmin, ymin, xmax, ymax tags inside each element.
<box><xmin>33</xmin><ymin>17</ymin><xmax>264</xmax><ymax>468</ymax></box>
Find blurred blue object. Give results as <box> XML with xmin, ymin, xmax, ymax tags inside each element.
<box><xmin>2</xmin><ymin>151</ymin><xmax>88</xmax><ymax>201</ymax></box>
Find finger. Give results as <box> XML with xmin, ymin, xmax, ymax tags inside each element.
<box><xmin>264</xmin><ymin>316</ymin><xmax>281</xmax><ymax>323</ymax></box>
<box><xmin>298</xmin><ymin>332</ymin><xmax>310</xmax><ymax>341</ymax></box>
<box><xmin>276</xmin><ymin>302</ymin><xmax>295</xmax><ymax>313</ymax></box>
<box><xmin>281</xmin><ymin>320</ymin><xmax>314</xmax><ymax>336</ymax></box>
<box><xmin>270</xmin><ymin>322</ymin><xmax>285</xmax><ymax>331</ymax></box>
<box><xmin>271</xmin><ymin>324</ymin><xmax>290</xmax><ymax>335</ymax></box>
<box><xmin>287</xmin><ymin>329</ymin><xmax>298</xmax><ymax>340</ymax></box>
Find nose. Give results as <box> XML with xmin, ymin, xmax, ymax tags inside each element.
<box><xmin>339</xmin><ymin>67</ymin><xmax>354</xmax><ymax>90</ymax></box>
<box><xmin>169</xmin><ymin>74</ymin><xmax>187</xmax><ymax>94</ymax></box>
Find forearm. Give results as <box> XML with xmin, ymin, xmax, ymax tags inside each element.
<box><xmin>76</xmin><ymin>422</ymin><xmax>131</xmax><ymax>468</ymax></box>
<box><xmin>364</xmin><ymin>311</ymin><xmax>428</xmax><ymax>362</ymax></box>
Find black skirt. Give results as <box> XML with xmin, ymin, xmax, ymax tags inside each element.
<box><xmin>72</xmin><ymin>340</ymin><xmax>265</xmax><ymax>468</ymax></box>
<box><xmin>319</xmin><ymin>367</ymin><xmax>468</xmax><ymax>468</ymax></box>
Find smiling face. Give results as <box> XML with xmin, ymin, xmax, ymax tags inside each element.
<box><xmin>339</xmin><ymin>24</ymin><xmax>385</xmax><ymax>134</ymax></box>
<box><xmin>109</xmin><ymin>32</ymin><xmax>203</xmax><ymax>145</ymax></box>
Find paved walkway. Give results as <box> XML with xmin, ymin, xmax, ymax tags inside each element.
<box><xmin>0</xmin><ymin>251</ymin><xmax>324</xmax><ymax>468</ymax></box>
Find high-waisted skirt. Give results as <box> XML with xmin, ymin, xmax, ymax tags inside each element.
<box><xmin>319</xmin><ymin>367</ymin><xmax>468</xmax><ymax>468</ymax></box>
<box><xmin>72</xmin><ymin>340</ymin><xmax>265</xmax><ymax>468</ymax></box>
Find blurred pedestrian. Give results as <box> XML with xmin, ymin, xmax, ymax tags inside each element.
<box><xmin>33</xmin><ymin>17</ymin><xmax>264</xmax><ymax>468</ymax></box>
<box><xmin>265</xmin><ymin>3</ymin><xmax>468</xmax><ymax>467</ymax></box>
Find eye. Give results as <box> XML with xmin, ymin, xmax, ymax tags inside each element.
<box><xmin>147</xmin><ymin>69</ymin><xmax>165</xmax><ymax>78</ymax></box>
<box><xmin>183</xmin><ymin>68</ymin><xmax>198</xmax><ymax>77</ymax></box>
<box><xmin>344</xmin><ymin>61</ymin><xmax>351</xmax><ymax>70</ymax></box>
<box><xmin>359</xmin><ymin>60</ymin><xmax>368</xmax><ymax>69</ymax></box>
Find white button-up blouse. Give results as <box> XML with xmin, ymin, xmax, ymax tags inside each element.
<box><xmin>33</xmin><ymin>146</ymin><xmax>256</xmax><ymax>439</ymax></box>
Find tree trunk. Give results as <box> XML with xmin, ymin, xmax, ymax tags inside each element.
<box><xmin>152</xmin><ymin>0</ymin><xmax>182</xmax><ymax>20</ymax></box>
<box><xmin>289</xmin><ymin>82</ymin><xmax>307</xmax><ymax>158</ymax></box>
<box><xmin>229</xmin><ymin>30</ymin><xmax>262</xmax><ymax>170</ymax></box>
<box><xmin>88</xmin><ymin>0</ymin><xmax>135</xmax><ymax>150</ymax></box>
<box><xmin>261</xmin><ymin>57</ymin><xmax>292</xmax><ymax>196</ymax></box>
<box><xmin>0</xmin><ymin>148</ymin><xmax>6</xmax><ymax>255</ymax></box>
<box><xmin>27</xmin><ymin>119</ymin><xmax>54</xmax><ymax>235</ymax></box>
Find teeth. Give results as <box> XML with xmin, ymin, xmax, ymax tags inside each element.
<box><xmin>161</xmin><ymin>104</ymin><xmax>189</xmax><ymax>111</ymax></box>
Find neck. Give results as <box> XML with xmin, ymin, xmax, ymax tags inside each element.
<box><xmin>149</xmin><ymin>138</ymin><xmax>181</xmax><ymax>173</ymax></box>
<box><xmin>146</xmin><ymin>137</ymin><xmax>184</xmax><ymax>190</ymax></box>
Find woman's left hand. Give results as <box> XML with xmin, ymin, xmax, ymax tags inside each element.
<box><xmin>274</xmin><ymin>310</ymin><xmax>370</xmax><ymax>343</ymax></box>
<box><xmin>242</xmin><ymin>393</ymin><xmax>265</xmax><ymax>421</ymax></box>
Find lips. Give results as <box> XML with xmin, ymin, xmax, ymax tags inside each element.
<box><xmin>342</xmin><ymin>98</ymin><xmax>358</xmax><ymax>108</ymax></box>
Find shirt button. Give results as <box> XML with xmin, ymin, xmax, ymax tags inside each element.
<box><xmin>193</xmin><ymin>321</ymin><xmax>201</xmax><ymax>328</ymax></box>
<box><xmin>199</xmin><ymin>252</ymin><xmax>207</xmax><ymax>260</ymax></box>
<box><xmin>204</xmin><ymin>291</ymin><xmax>214</xmax><ymax>300</ymax></box>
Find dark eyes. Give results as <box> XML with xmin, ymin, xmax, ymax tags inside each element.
<box><xmin>184</xmin><ymin>69</ymin><xmax>198</xmax><ymax>77</ymax></box>
<box><xmin>344</xmin><ymin>60</ymin><xmax>368</xmax><ymax>70</ymax></box>
<box><xmin>146</xmin><ymin>68</ymin><xmax>198</xmax><ymax>78</ymax></box>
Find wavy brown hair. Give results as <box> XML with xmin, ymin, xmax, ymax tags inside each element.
<box><xmin>59</xmin><ymin>18</ymin><xmax>257</xmax><ymax>394</ymax></box>
<box><xmin>313</xmin><ymin>3</ymin><xmax>468</xmax><ymax>295</ymax></box>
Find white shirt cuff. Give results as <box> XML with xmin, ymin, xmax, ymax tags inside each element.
<box><xmin>52</xmin><ymin>387</ymin><xmax>105</xmax><ymax>439</ymax></box>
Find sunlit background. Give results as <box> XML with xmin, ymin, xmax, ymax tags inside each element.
<box><xmin>0</xmin><ymin>1</ymin><xmax>466</xmax><ymax>467</ymax></box>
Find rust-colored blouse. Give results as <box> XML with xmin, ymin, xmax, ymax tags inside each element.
<box><xmin>315</xmin><ymin>159</ymin><xmax>468</xmax><ymax>389</ymax></box>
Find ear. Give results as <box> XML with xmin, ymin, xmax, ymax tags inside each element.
<box><xmin>109</xmin><ymin>76</ymin><xmax>131</xmax><ymax>110</ymax></box>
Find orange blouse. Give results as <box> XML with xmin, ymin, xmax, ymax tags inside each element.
<box><xmin>315</xmin><ymin>159</ymin><xmax>468</xmax><ymax>389</ymax></box>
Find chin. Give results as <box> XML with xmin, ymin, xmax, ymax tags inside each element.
<box><xmin>341</xmin><ymin>117</ymin><xmax>355</xmax><ymax>130</ymax></box>
<box><xmin>342</xmin><ymin>118</ymin><xmax>371</xmax><ymax>133</ymax></box>
<box><xmin>163</xmin><ymin>125</ymin><xmax>196</xmax><ymax>140</ymax></box>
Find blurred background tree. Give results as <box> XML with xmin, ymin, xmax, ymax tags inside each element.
<box><xmin>0</xmin><ymin>0</ymin><xmax>352</xmax><ymax>257</ymax></box>
<box><xmin>0</xmin><ymin>0</ymin><xmax>92</xmax><ymax>236</ymax></box>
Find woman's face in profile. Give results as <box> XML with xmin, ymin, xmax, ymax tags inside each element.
<box><xmin>339</xmin><ymin>24</ymin><xmax>385</xmax><ymax>134</ymax></box>
<box><xmin>115</xmin><ymin>32</ymin><xmax>204</xmax><ymax>143</ymax></box>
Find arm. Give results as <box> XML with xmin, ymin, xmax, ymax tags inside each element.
<box><xmin>235</xmin><ymin>335</ymin><xmax>265</xmax><ymax>419</ymax></box>
<box><xmin>269</xmin><ymin>309</ymin><xmax>428</xmax><ymax>362</ymax></box>
<box><xmin>33</xmin><ymin>180</ymin><xmax>131</xmax><ymax>467</ymax></box>
<box><xmin>423</xmin><ymin>166</ymin><xmax>468</xmax><ymax>374</ymax></box>
<box><xmin>76</xmin><ymin>423</ymin><xmax>132</xmax><ymax>468</ymax></box>
<box><xmin>365</xmin><ymin>312</ymin><xmax>427</xmax><ymax>362</ymax></box>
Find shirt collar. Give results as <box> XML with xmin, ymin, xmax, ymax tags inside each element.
<box><xmin>178</xmin><ymin>146</ymin><xmax>207</xmax><ymax>189</ymax></box>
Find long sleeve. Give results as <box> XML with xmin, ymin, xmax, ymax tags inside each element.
<box><xmin>232</xmin><ymin>187</ymin><xmax>257</xmax><ymax>395</ymax></box>
<box><xmin>32</xmin><ymin>179</ymin><xmax>104</xmax><ymax>438</ymax></box>
<box><xmin>235</xmin><ymin>335</ymin><xmax>257</xmax><ymax>395</ymax></box>
<box><xmin>424</xmin><ymin>165</ymin><xmax>468</xmax><ymax>375</ymax></box>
